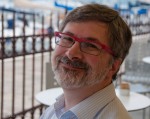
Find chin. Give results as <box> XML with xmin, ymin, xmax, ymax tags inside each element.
<box><xmin>54</xmin><ymin>71</ymin><xmax>85</xmax><ymax>89</ymax></box>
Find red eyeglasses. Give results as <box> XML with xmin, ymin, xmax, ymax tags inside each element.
<box><xmin>54</xmin><ymin>32</ymin><xmax>115</xmax><ymax>57</ymax></box>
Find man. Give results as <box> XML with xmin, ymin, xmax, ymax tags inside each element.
<box><xmin>41</xmin><ymin>3</ymin><xmax>132</xmax><ymax>119</ymax></box>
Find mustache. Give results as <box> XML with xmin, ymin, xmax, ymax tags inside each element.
<box><xmin>57</xmin><ymin>56</ymin><xmax>89</xmax><ymax>69</ymax></box>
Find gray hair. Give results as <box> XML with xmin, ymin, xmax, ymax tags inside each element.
<box><xmin>59</xmin><ymin>3</ymin><xmax>132</xmax><ymax>79</ymax></box>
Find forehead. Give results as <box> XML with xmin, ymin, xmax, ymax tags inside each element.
<box><xmin>62</xmin><ymin>21</ymin><xmax>109</xmax><ymax>44</ymax></box>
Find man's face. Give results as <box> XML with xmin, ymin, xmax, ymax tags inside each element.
<box><xmin>51</xmin><ymin>21</ymin><xmax>114</xmax><ymax>89</ymax></box>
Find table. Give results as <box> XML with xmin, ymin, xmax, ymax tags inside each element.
<box><xmin>130</xmin><ymin>84</ymin><xmax>150</xmax><ymax>94</ymax></box>
<box><xmin>115</xmin><ymin>90</ymin><xmax>150</xmax><ymax>112</ymax></box>
<box><xmin>142</xmin><ymin>56</ymin><xmax>150</xmax><ymax>64</ymax></box>
<box><xmin>36</xmin><ymin>87</ymin><xmax>63</xmax><ymax>106</ymax></box>
<box><xmin>35</xmin><ymin>87</ymin><xmax>150</xmax><ymax>112</ymax></box>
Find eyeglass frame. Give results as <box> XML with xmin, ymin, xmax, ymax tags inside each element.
<box><xmin>54</xmin><ymin>31</ymin><xmax>115</xmax><ymax>57</ymax></box>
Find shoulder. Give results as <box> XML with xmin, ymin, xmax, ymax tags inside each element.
<box><xmin>40</xmin><ymin>106</ymin><xmax>55</xmax><ymax>119</ymax></box>
<box><xmin>96</xmin><ymin>97</ymin><xmax>132</xmax><ymax>119</ymax></box>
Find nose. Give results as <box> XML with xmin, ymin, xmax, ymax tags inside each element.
<box><xmin>65</xmin><ymin>42</ymin><xmax>83</xmax><ymax>60</ymax></box>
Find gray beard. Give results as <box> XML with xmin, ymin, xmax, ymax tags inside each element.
<box><xmin>52</xmin><ymin>55</ymin><xmax>111</xmax><ymax>89</ymax></box>
<box><xmin>53</xmin><ymin>63</ymin><xmax>110</xmax><ymax>89</ymax></box>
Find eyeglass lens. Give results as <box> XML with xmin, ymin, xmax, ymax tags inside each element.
<box><xmin>55</xmin><ymin>33</ymin><xmax>101</xmax><ymax>55</ymax></box>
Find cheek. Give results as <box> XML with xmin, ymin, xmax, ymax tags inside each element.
<box><xmin>87</xmin><ymin>56</ymin><xmax>108</xmax><ymax>71</ymax></box>
<box><xmin>51</xmin><ymin>46</ymin><xmax>66</xmax><ymax>63</ymax></box>
<box><xmin>86</xmin><ymin>57</ymin><xmax>100</xmax><ymax>69</ymax></box>
<box><xmin>53</xmin><ymin>46</ymin><xmax>66</xmax><ymax>56</ymax></box>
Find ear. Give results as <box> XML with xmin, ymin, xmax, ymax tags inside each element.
<box><xmin>109</xmin><ymin>58</ymin><xmax>122</xmax><ymax>76</ymax></box>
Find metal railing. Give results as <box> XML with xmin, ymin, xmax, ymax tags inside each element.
<box><xmin>0</xmin><ymin>7</ymin><xmax>59</xmax><ymax>119</ymax></box>
<box><xmin>121</xmin><ymin>14</ymin><xmax>150</xmax><ymax>85</ymax></box>
<box><xmin>1</xmin><ymin>6</ymin><xmax>150</xmax><ymax>119</ymax></box>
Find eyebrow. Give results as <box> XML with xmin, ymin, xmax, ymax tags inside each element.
<box><xmin>64</xmin><ymin>31</ymin><xmax>100</xmax><ymax>42</ymax></box>
<box><xmin>63</xmin><ymin>31</ymin><xmax>74</xmax><ymax>36</ymax></box>
<box><xmin>85</xmin><ymin>37</ymin><xmax>99</xmax><ymax>42</ymax></box>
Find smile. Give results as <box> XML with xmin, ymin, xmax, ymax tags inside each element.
<box><xmin>59</xmin><ymin>56</ymin><xmax>88</xmax><ymax>69</ymax></box>
<box><xmin>60</xmin><ymin>61</ymin><xmax>85</xmax><ymax>70</ymax></box>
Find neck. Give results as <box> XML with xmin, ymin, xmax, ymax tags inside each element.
<box><xmin>62</xmin><ymin>80</ymin><xmax>112</xmax><ymax>111</ymax></box>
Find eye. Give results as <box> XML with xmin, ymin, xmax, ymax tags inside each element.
<box><xmin>81</xmin><ymin>42</ymin><xmax>100</xmax><ymax>50</ymax></box>
<box><xmin>61</xmin><ymin>35</ymin><xmax>74</xmax><ymax>43</ymax></box>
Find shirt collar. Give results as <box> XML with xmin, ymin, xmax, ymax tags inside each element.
<box><xmin>54</xmin><ymin>94</ymin><xmax>65</xmax><ymax>118</ymax></box>
<box><xmin>70</xmin><ymin>83</ymin><xmax>116</xmax><ymax>119</ymax></box>
<box><xmin>54</xmin><ymin>83</ymin><xmax>116</xmax><ymax>119</ymax></box>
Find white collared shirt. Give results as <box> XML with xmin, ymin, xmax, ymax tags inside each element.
<box><xmin>40</xmin><ymin>83</ymin><xmax>132</xmax><ymax>119</ymax></box>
